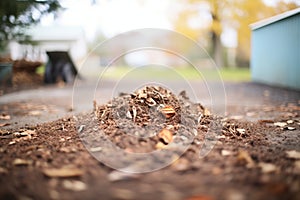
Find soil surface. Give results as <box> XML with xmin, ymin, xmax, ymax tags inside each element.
<box><xmin>0</xmin><ymin>83</ymin><xmax>300</xmax><ymax>200</ymax></box>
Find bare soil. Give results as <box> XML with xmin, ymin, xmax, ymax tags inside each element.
<box><xmin>0</xmin><ymin>85</ymin><xmax>300</xmax><ymax>200</ymax></box>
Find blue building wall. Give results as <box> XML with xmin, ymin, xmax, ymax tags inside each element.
<box><xmin>251</xmin><ymin>13</ymin><xmax>300</xmax><ymax>90</ymax></box>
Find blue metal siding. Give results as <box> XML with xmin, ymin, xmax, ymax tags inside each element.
<box><xmin>251</xmin><ymin>13</ymin><xmax>300</xmax><ymax>90</ymax></box>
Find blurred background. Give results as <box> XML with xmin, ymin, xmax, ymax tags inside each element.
<box><xmin>0</xmin><ymin>0</ymin><xmax>299</xmax><ymax>89</ymax></box>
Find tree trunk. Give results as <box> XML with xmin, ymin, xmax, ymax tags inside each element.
<box><xmin>211</xmin><ymin>31</ymin><xmax>223</xmax><ymax>68</ymax></box>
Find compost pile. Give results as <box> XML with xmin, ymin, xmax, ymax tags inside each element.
<box><xmin>12</xmin><ymin>59</ymin><xmax>43</xmax><ymax>87</ymax></box>
<box><xmin>0</xmin><ymin>58</ymin><xmax>43</xmax><ymax>94</ymax></box>
<box><xmin>92</xmin><ymin>85</ymin><xmax>216</xmax><ymax>155</ymax></box>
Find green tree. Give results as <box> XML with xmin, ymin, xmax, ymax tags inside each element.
<box><xmin>0</xmin><ymin>0</ymin><xmax>61</xmax><ymax>53</ymax></box>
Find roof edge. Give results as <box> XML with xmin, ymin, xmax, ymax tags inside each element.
<box><xmin>250</xmin><ymin>7</ymin><xmax>300</xmax><ymax>30</ymax></box>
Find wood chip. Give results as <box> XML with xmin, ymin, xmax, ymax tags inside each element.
<box><xmin>286</xmin><ymin>126</ymin><xmax>296</xmax><ymax>131</ymax></box>
<box><xmin>132</xmin><ymin>106</ymin><xmax>137</xmax><ymax>122</ymax></box>
<box><xmin>146</xmin><ymin>97</ymin><xmax>156</xmax><ymax>106</ymax></box>
<box><xmin>274</xmin><ymin>122</ymin><xmax>287</xmax><ymax>127</ymax></box>
<box><xmin>43</xmin><ymin>168</ymin><xmax>83</xmax><ymax>178</ymax></box>
<box><xmin>158</xmin><ymin>128</ymin><xmax>173</xmax><ymax>144</ymax></box>
<box><xmin>236</xmin><ymin>128</ymin><xmax>246</xmax><ymax>134</ymax></box>
<box><xmin>258</xmin><ymin>162</ymin><xmax>277</xmax><ymax>173</ymax></box>
<box><xmin>90</xmin><ymin>146</ymin><xmax>102</xmax><ymax>152</ymax></box>
<box><xmin>126</xmin><ymin>111</ymin><xmax>132</xmax><ymax>119</ymax></box>
<box><xmin>77</xmin><ymin>125</ymin><xmax>85</xmax><ymax>133</ymax></box>
<box><xmin>286</xmin><ymin>150</ymin><xmax>300</xmax><ymax>159</ymax></box>
<box><xmin>160</xmin><ymin>105</ymin><xmax>175</xmax><ymax>119</ymax></box>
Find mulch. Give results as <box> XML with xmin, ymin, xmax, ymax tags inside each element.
<box><xmin>0</xmin><ymin>85</ymin><xmax>299</xmax><ymax>200</ymax></box>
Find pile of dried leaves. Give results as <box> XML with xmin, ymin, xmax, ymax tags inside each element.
<box><xmin>92</xmin><ymin>85</ymin><xmax>216</xmax><ymax>154</ymax></box>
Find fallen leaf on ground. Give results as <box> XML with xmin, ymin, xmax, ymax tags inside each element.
<box><xmin>0</xmin><ymin>114</ymin><xmax>10</xmax><ymax>120</ymax></box>
<box><xmin>43</xmin><ymin>168</ymin><xmax>83</xmax><ymax>178</ymax></box>
<box><xmin>0</xmin><ymin>123</ymin><xmax>10</xmax><ymax>127</ymax></box>
<box><xmin>286</xmin><ymin>150</ymin><xmax>300</xmax><ymax>159</ymax></box>
<box><xmin>158</xmin><ymin>128</ymin><xmax>173</xmax><ymax>144</ymax></box>
<box><xmin>13</xmin><ymin>158</ymin><xmax>32</xmax><ymax>166</ymax></box>
<box><xmin>155</xmin><ymin>141</ymin><xmax>167</xmax><ymax>149</ymax></box>
<box><xmin>274</xmin><ymin>122</ymin><xmax>287</xmax><ymax>127</ymax></box>
<box><xmin>237</xmin><ymin>150</ymin><xmax>255</xmax><ymax>168</ymax></box>
<box><xmin>62</xmin><ymin>180</ymin><xmax>87</xmax><ymax>191</ymax></box>
<box><xmin>160</xmin><ymin>105</ymin><xmax>175</xmax><ymax>118</ymax></box>
<box><xmin>258</xmin><ymin>162</ymin><xmax>278</xmax><ymax>173</ymax></box>
<box><xmin>204</xmin><ymin>108</ymin><xmax>211</xmax><ymax>116</ymax></box>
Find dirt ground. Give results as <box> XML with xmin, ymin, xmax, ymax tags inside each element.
<box><xmin>0</xmin><ymin>81</ymin><xmax>300</xmax><ymax>200</ymax></box>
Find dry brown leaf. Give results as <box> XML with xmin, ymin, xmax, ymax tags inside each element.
<box><xmin>155</xmin><ymin>142</ymin><xmax>167</xmax><ymax>149</ymax></box>
<box><xmin>160</xmin><ymin>105</ymin><xmax>175</xmax><ymax>118</ymax></box>
<box><xmin>204</xmin><ymin>108</ymin><xmax>211</xmax><ymax>116</ymax></box>
<box><xmin>286</xmin><ymin>150</ymin><xmax>300</xmax><ymax>159</ymax></box>
<box><xmin>43</xmin><ymin>168</ymin><xmax>83</xmax><ymax>178</ymax></box>
<box><xmin>158</xmin><ymin>128</ymin><xmax>173</xmax><ymax>144</ymax></box>
<box><xmin>0</xmin><ymin>114</ymin><xmax>10</xmax><ymax>120</ymax></box>
<box><xmin>0</xmin><ymin>123</ymin><xmax>10</xmax><ymax>127</ymax></box>
<box><xmin>237</xmin><ymin>150</ymin><xmax>255</xmax><ymax>168</ymax></box>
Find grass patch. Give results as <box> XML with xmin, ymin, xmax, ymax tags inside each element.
<box><xmin>101</xmin><ymin>66</ymin><xmax>250</xmax><ymax>82</ymax></box>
